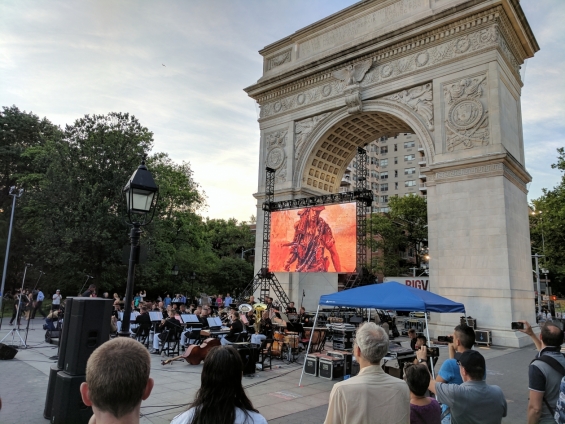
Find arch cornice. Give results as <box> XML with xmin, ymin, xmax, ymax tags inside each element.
<box><xmin>294</xmin><ymin>99</ymin><xmax>436</xmax><ymax>191</ymax></box>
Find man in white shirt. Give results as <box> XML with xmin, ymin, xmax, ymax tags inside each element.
<box><xmin>324</xmin><ymin>322</ymin><xmax>410</xmax><ymax>424</ymax></box>
<box><xmin>52</xmin><ymin>290</ymin><xmax>62</xmax><ymax>310</ymax></box>
<box><xmin>31</xmin><ymin>289</ymin><xmax>47</xmax><ymax>319</ymax></box>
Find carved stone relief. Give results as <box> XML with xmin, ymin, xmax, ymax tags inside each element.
<box><xmin>384</xmin><ymin>83</ymin><xmax>433</xmax><ymax>130</ymax></box>
<box><xmin>294</xmin><ymin>112</ymin><xmax>331</xmax><ymax>161</ymax></box>
<box><xmin>265</xmin><ymin>130</ymin><xmax>288</xmax><ymax>182</ymax></box>
<box><xmin>259</xmin><ymin>21</ymin><xmax>518</xmax><ymax>119</ymax></box>
<box><xmin>443</xmin><ymin>74</ymin><xmax>489</xmax><ymax>152</ymax></box>
<box><xmin>267</xmin><ymin>49</ymin><xmax>292</xmax><ymax>71</ymax></box>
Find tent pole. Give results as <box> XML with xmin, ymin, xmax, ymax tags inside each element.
<box><xmin>368</xmin><ymin>308</ymin><xmax>371</xmax><ymax>322</ymax></box>
<box><xmin>465</xmin><ymin>313</ymin><xmax>469</xmax><ymax>326</ymax></box>
<box><xmin>424</xmin><ymin>312</ymin><xmax>435</xmax><ymax>378</ymax></box>
<box><xmin>299</xmin><ymin>305</ymin><xmax>320</xmax><ymax>387</ymax></box>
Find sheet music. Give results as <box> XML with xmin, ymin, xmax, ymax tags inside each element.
<box><xmin>149</xmin><ymin>312</ymin><xmax>162</xmax><ymax>321</ymax></box>
<box><xmin>181</xmin><ymin>314</ymin><xmax>200</xmax><ymax>323</ymax></box>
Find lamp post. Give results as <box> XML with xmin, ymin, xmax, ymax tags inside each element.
<box><xmin>119</xmin><ymin>158</ymin><xmax>159</xmax><ymax>337</ymax></box>
<box><xmin>0</xmin><ymin>186</ymin><xmax>24</xmax><ymax>330</ymax></box>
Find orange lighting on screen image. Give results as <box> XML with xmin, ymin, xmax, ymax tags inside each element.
<box><xmin>269</xmin><ymin>203</ymin><xmax>356</xmax><ymax>273</ymax></box>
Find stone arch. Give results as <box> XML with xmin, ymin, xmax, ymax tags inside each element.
<box><xmin>295</xmin><ymin>99</ymin><xmax>436</xmax><ymax>193</ymax></box>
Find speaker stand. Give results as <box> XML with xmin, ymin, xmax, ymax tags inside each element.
<box><xmin>0</xmin><ymin>325</ymin><xmax>27</xmax><ymax>347</ymax></box>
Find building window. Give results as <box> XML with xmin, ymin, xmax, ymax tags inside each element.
<box><xmin>404</xmin><ymin>154</ymin><xmax>416</xmax><ymax>161</ymax></box>
<box><xmin>405</xmin><ymin>180</ymin><xmax>416</xmax><ymax>187</ymax></box>
<box><xmin>394</xmin><ymin>144</ymin><xmax>398</xmax><ymax>152</ymax></box>
<box><xmin>370</xmin><ymin>157</ymin><xmax>378</xmax><ymax>165</ymax></box>
<box><xmin>404</xmin><ymin>167</ymin><xmax>416</xmax><ymax>175</ymax></box>
<box><xmin>381</xmin><ymin>183</ymin><xmax>388</xmax><ymax>192</ymax></box>
<box><xmin>381</xmin><ymin>146</ymin><xmax>388</xmax><ymax>154</ymax></box>
<box><xmin>404</xmin><ymin>141</ymin><xmax>415</xmax><ymax>148</ymax></box>
<box><xmin>380</xmin><ymin>171</ymin><xmax>388</xmax><ymax>180</ymax></box>
<box><xmin>371</xmin><ymin>182</ymin><xmax>378</xmax><ymax>190</ymax></box>
<box><xmin>380</xmin><ymin>159</ymin><xmax>388</xmax><ymax>167</ymax></box>
<box><xmin>380</xmin><ymin>195</ymin><xmax>389</xmax><ymax>203</ymax></box>
<box><xmin>394</xmin><ymin>157</ymin><xmax>398</xmax><ymax>164</ymax></box>
<box><xmin>395</xmin><ymin>182</ymin><xmax>398</xmax><ymax>190</ymax></box>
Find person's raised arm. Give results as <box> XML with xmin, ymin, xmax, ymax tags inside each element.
<box><xmin>519</xmin><ymin>321</ymin><xmax>542</xmax><ymax>351</ymax></box>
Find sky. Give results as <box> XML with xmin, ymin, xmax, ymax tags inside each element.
<box><xmin>1</xmin><ymin>0</ymin><xmax>563</xmax><ymax>222</ymax></box>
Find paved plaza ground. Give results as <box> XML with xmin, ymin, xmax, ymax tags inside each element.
<box><xmin>0</xmin><ymin>317</ymin><xmax>544</xmax><ymax>423</ymax></box>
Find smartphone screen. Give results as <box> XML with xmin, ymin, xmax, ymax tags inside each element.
<box><xmin>511</xmin><ymin>322</ymin><xmax>524</xmax><ymax>330</ymax></box>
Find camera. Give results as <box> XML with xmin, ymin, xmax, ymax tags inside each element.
<box><xmin>427</xmin><ymin>346</ymin><xmax>440</xmax><ymax>357</ymax></box>
<box><xmin>438</xmin><ymin>335</ymin><xmax>453</xmax><ymax>343</ymax></box>
<box><xmin>511</xmin><ymin>322</ymin><xmax>524</xmax><ymax>330</ymax></box>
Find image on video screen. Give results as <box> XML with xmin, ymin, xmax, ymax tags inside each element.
<box><xmin>269</xmin><ymin>203</ymin><xmax>356</xmax><ymax>273</ymax></box>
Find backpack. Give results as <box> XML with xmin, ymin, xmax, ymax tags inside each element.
<box><xmin>530</xmin><ymin>354</ymin><xmax>565</xmax><ymax>420</ymax></box>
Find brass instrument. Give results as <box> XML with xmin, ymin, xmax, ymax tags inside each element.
<box><xmin>253</xmin><ymin>303</ymin><xmax>267</xmax><ymax>334</ymax></box>
<box><xmin>238</xmin><ymin>304</ymin><xmax>252</xmax><ymax>313</ymax></box>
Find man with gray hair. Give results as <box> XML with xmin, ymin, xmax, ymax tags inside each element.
<box><xmin>324</xmin><ymin>322</ymin><xmax>410</xmax><ymax>424</ymax></box>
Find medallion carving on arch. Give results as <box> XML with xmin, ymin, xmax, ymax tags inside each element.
<box><xmin>266</xmin><ymin>48</ymin><xmax>291</xmax><ymax>71</ymax></box>
<box><xmin>384</xmin><ymin>83</ymin><xmax>433</xmax><ymax>130</ymax></box>
<box><xmin>443</xmin><ymin>74</ymin><xmax>489</xmax><ymax>152</ymax></box>
<box><xmin>294</xmin><ymin>112</ymin><xmax>331</xmax><ymax>161</ymax></box>
<box><xmin>265</xmin><ymin>130</ymin><xmax>288</xmax><ymax>183</ymax></box>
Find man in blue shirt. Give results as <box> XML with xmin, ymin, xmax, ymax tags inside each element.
<box><xmin>224</xmin><ymin>293</ymin><xmax>233</xmax><ymax>308</ymax></box>
<box><xmin>31</xmin><ymin>288</ymin><xmax>47</xmax><ymax>319</ymax></box>
<box><xmin>163</xmin><ymin>294</ymin><xmax>171</xmax><ymax>307</ymax></box>
<box><xmin>433</xmin><ymin>324</ymin><xmax>476</xmax><ymax>423</ymax></box>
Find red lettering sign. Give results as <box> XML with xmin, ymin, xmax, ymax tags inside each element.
<box><xmin>405</xmin><ymin>279</ymin><xmax>429</xmax><ymax>291</ymax></box>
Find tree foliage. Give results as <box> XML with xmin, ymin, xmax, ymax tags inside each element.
<box><xmin>0</xmin><ymin>108</ymin><xmax>255</xmax><ymax>299</ymax></box>
<box><xmin>530</xmin><ymin>148</ymin><xmax>565</xmax><ymax>293</ymax></box>
<box><xmin>368</xmin><ymin>194</ymin><xmax>428</xmax><ymax>277</ymax></box>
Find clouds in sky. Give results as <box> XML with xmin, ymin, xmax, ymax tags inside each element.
<box><xmin>1</xmin><ymin>0</ymin><xmax>563</xmax><ymax>221</ymax></box>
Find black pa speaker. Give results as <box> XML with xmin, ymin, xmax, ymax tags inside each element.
<box><xmin>57</xmin><ymin>297</ymin><xmax>74</xmax><ymax>370</ymax></box>
<box><xmin>237</xmin><ymin>344</ymin><xmax>258</xmax><ymax>375</ymax></box>
<box><xmin>0</xmin><ymin>343</ymin><xmax>18</xmax><ymax>360</ymax></box>
<box><xmin>63</xmin><ymin>298</ymin><xmax>113</xmax><ymax>375</ymax></box>
<box><xmin>51</xmin><ymin>371</ymin><xmax>91</xmax><ymax>424</ymax></box>
<box><xmin>44</xmin><ymin>364</ymin><xmax>62</xmax><ymax>419</ymax></box>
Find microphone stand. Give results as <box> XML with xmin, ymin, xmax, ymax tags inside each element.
<box><xmin>24</xmin><ymin>271</ymin><xmax>45</xmax><ymax>345</ymax></box>
<box><xmin>299</xmin><ymin>290</ymin><xmax>306</xmax><ymax>313</ymax></box>
<box><xmin>78</xmin><ymin>275</ymin><xmax>93</xmax><ymax>297</ymax></box>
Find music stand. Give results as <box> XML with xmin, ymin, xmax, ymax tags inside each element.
<box><xmin>0</xmin><ymin>263</ymin><xmax>31</xmax><ymax>347</ymax></box>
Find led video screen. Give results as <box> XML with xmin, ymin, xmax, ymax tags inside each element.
<box><xmin>269</xmin><ymin>203</ymin><xmax>356</xmax><ymax>273</ymax></box>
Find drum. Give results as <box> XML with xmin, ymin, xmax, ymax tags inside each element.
<box><xmin>274</xmin><ymin>331</ymin><xmax>285</xmax><ymax>342</ymax></box>
<box><xmin>271</xmin><ymin>340</ymin><xmax>283</xmax><ymax>357</ymax></box>
<box><xmin>284</xmin><ymin>334</ymin><xmax>299</xmax><ymax>348</ymax></box>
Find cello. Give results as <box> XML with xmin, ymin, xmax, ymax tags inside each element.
<box><xmin>161</xmin><ymin>337</ymin><xmax>221</xmax><ymax>366</ymax></box>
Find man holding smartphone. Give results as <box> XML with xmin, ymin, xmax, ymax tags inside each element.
<box><xmin>519</xmin><ymin>321</ymin><xmax>565</xmax><ymax>424</ymax></box>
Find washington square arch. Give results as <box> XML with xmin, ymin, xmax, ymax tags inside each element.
<box><xmin>244</xmin><ymin>0</ymin><xmax>539</xmax><ymax>347</ymax></box>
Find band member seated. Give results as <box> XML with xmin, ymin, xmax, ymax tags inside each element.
<box><xmin>248</xmin><ymin>295</ymin><xmax>256</xmax><ymax>305</ymax></box>
<box><xmin>150</xmin><ymin>309</ymin><xmax>181</xmax><ymax>354</ymax></box>
<box><xmin>133</xmin><ymin>306</ymin><xmax>152</xmax><ymax>337</ymax></box>
<box><xmin>285</xmin><ymin>302</ymin><xmax>297</xmax><ymax>314</ymax></box>
<box><xmin>221</xmin><ymin>311</ymin><xmax>244</xmax><ymax>345</ymax></box>
<box><xmin>271</xmin><ymin>308</ymin><xmax>287</xmax><ymax>328</ymax></box>
<box><xmin>245</xmin><ymin>310</ymin><xmax>256</xmax><ymax>334</ymax></box>
<box><xmin>251</xmin><ymin>311</ymin><xmax>273</xmax><ymax>345</ymax></box>
<box><xmin>199</xmin><ymin>306</ymin><xmax>211</xmax><ymax>329</ymax></box>
<box><xmin>171</xmin><ymin>346</ymin><xmax>267</xmax><ymax>424</ymax></box>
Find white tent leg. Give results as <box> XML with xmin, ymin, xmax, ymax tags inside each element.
<box><xmin>424</xmin><ymin>313</ymin><xmax>435</xmax><ymax>378</ymax></box>
<box><xmin>299</xmin><ymin>305</ymin><xmax>320</xmax><ymax>387</ymax></box>
<box><xmin>368</xmin><ymin>308</ymin><xmax>371</xmax><ymax>322</ymax></box>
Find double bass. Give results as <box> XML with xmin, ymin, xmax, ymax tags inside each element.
<box><xmin>161</xmin><ymin>338</ymin><xmax>220</xmax><ymax>366</ymax></box>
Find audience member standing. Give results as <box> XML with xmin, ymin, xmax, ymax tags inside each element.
<box><xmin>419</xmin><ymin>348</ymin><xmax>507</xmax><ymax>424</ymax></box>
<box><xmin>51</xmin><ymin>289</ymin><xmax>62</xmax><ymax>311</ymax></box>
<box><xmin>164</xmin><ymin>294</ymin><xmax>172</xmax><ymax>308</ymax></box>
<box><xmin>520</xmin><ymin>321</ymin><xmax>565</xmax><ymax>424</ymax></box>
<box><xmin>324</xmin><ymin>322</ymin><xmax>410</xmax><ymax>424</ymax></box>
<box><xmin>404</xmin><ymin>364</ymin><xmax>441</xmax><ymax>424</ymax></box>
<box><xmin>224</xmin><ymin>293</ymin><xmax>233</xmax><ymax>308</ymax></box>
<box><xmin>80</xmin><ymin>338</ymin><xmax>154</xmax><ymax>424</ymax></box>
<box><xmin>31</xmin><ymin>288</ymin><xmax>47</xmax><ymax>319</ymax></box>
<box><xmin>171</xmin><ymin>345</ymin><xmax>266</xmax><ymax>424</ymax></box>
<box><xmin>408</xmin><ymin>329</ymin><xmax>418</xmax><ymax>350</ymax></box>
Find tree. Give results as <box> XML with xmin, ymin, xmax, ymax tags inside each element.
<box><xmin>368</xmin><ymin>194</ymin><xmax>428</xmax><ymax>277</ymax></box>
<box><xmin>530</xmin><ymin>148</ymin><xmax>565</xmax><ymax>293</ymax></box>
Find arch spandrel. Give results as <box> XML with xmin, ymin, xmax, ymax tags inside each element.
<box><xmin>295</xmin><ymin>99</ymin><xmax>436</xmax><ymax>193</ymax></box>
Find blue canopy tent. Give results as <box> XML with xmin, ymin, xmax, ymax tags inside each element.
<box><xmin>299</xmin><ymin>282</ymin><xmax>466</xmax><ymax>385</ymax></box>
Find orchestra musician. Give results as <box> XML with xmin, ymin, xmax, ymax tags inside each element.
<box><xmin>199</xmin><ymin>306</ymin><xmax>211</xmax><ymax>329</ymax></box>
<box><xmin>245</xmin><ymin>310</ymin><xmax>256</xmax><ymax>334</ymax></box>
<box><xmin>285</xmin><ymin>302</ymin><xmax>297</xmax><ymax>314</ymax></box>
<box><xmin>248</xmin><ymin>295</ymin><xmax>256</xmax><ymax>305</ymax></box>
<box><xmin>250</xmin><ymin>311</ymin><xmax>273</xmax><ymax>345</ymax></box>
<box><xmin>150</xmin><ymin>309</ymin><xmax>181</xmax><ymax>354</ymax></box>
<box><xmin>221</xmin><ymin>311</ymin><xmax>244</xmax><ymax>345</ymax></box>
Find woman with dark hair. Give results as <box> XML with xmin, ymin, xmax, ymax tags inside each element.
<box><xmin>171</xmin><ymin>345</ymin><xmax>266</xmax><ymax>424</ymax></box>
<box><xmin>404</xmin><ymin>363</ymin><xmax>441</xmax><ymax>424</ymax></box>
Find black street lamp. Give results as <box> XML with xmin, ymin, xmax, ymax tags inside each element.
<box><xmin>119</xmin><ymin>158</ymin><xmax>159</xmax><ymax>337</ymax></box>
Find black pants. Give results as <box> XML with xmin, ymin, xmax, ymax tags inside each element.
<box><xmin>10</xmin><ymin>307</ymin><xmax>22</xmax><ymax>325</ymax></box>
<box><xmin>31</xmin><ymin>301</ymin><xmax>47</xmax><ymax>319</ymax></box>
